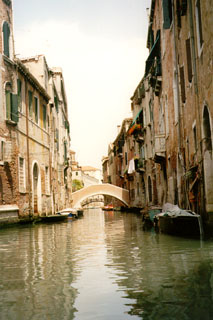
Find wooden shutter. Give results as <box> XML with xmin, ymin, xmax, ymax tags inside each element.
<box><xmin>43</xmin><ymin>105</ymin><xmax>47</xmax><ymax>128</ymax></box>
<box><xmin>34</xmin><ymin>97</ymin><xmax>38</xmax><ymax>123</ymax></box>
<box><xmin>163</xmin><ymin>0</ymin><xmax>172</xmax><ymax>29</ymax></box>
<box><xmin>28</xmin><ymin>91</ymin><xmax>33</xmax><ymax>117</ymax></box>
<box><xmin>3</xmin><ymin>22</ymin><xmax>10</xmax><ymax>57</ymax></box>
<box><xmin>185</xmin><ymin>39</ymin><xmax>193</xmax><ymax>82</ymax></box>
<box><xmin>6</xmin><ymin>90</ymin><xmax>11</xmax><ymax>119</ymax></box>
<box><xmin>19</xmin><ymin>158</ymin><xmax>25</xmax><ymax>189</ymax></box>
<box><xmin>11</xmin><ymin>94</ymin><xmax>19</xmax><ymax>122</ymax></box>
<box><xmin>17</xmin><ymin>79</ymin><xmax>22</xmax><ymax>110</ymax></box>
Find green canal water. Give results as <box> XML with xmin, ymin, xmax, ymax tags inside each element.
<box><xmin>0</xmin><ymin>208</ymin><xmax>213</xmax><ymax>320</ymax></box>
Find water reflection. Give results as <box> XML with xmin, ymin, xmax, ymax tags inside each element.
<box><xmin>104</xmin><ymin>212</ymin><xmax>213</xmax><ymax>319</ymax></box>
<box><xmin>0</xmin><ymin>209</ymin><xmax>213</xmax><ymax>319</ymax></box>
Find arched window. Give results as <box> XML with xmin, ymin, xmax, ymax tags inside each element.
<box><xmin>3</xmin><ymin>21</ymin><xmax>10</xmax><ymax>57</ymax></box>
<box><xmin>203</xmin><ymin>106</ymin><xmax>212</xmax><ymax>151</ymax></box>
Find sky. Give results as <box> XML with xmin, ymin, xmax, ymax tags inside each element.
<box><xmin>13</xmin><ymin>0</ymin><xmax>151</xmax><ymax>169</ymax></box>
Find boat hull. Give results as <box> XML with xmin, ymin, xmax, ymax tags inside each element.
<box><xmin>158</xmin><ymin>215</ymin><xmax>201</xmax><ymax>237</ymax></box>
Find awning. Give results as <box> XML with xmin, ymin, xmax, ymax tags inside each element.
<box><xmin>145</xmin><ymin>32</ymin><xmax>160</xmax><ymax>76</ymax></box>
<box><xmin>128</xmin><ymin>109</ymin><xmax>143</xmax><ymax>134</ymax></box>
<box><xmin>129</xmin><ymin>109</ymin><xmax>142</xmax><ymax>128</ymax></box>
<box><xmin>128</xmin><ymin>124</ymin><xmax>141</xmax><ymax>135</ymax></box>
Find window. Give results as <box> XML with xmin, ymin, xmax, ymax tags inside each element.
<box><xmin>28</xmin><ymin>91</ymin><xmax>33</xmax><ymax>117</ymax></box>
<box><xmin>149</xmin><ymin>100</ymin><xmax>153</xmax><ymax>123</ymax></box>
<box><xmin>195</xmin><ymin>0</ymin><xmax>204</xmax><ymax>55</ymax></box>
<box><xmin>64</xmin><ymin>168</ymin><xmax>68</xmax><ymax>188</ymax></box>
<box><xmin>45</xmin><ymin>166</ymin><xmax>50</xmax><ymax>194</ymax></box>
<box><xmin>5</xmin><ymin>83</ymin><xmax>19</xmax><ymax>123</ymax></box>
<box><xmin>19</xmin><ymin>157</ymin><xmax>26</xmax><ymax>191</ymax></box>
<box><xmin>34</xmin><ymin>97</ymin><xmax>38</xmax><ymax>123</ymax></box>
<box><xmin>17</xmin><ymin>79</ymin><xmax>22</xmax><ymax>112</ymax></box>
<box><xmin>193</xmin><ymin>124</ymin><xmax>197</xmax><ymax>153</ymax></box>
<box><xmin>125</xmin><ymin>152</ymin><xmax>128</xmax><ymax>165</ymax></box>
<box><xmin>185</xmin><ymin>39</ymin><xmax>193</xmax><ymax>82</ymax></box>
<box><xmin>64</xmin><ymin>141</ymin><xmax>67</xmax><ymax>162</ymax></box>
<box><xmin>54</xmin><ymin>92</ymin><xmax>59</xmax><ymax>113</ymax></box>
<box><xmin>162</xmin><ymin>0</ymin><xmax>172</xmax><ymax>29</ymax></box>
<box><xmin>179</xmin><ymin>66</ymin><xmax>186</xmax><ymax>103</ymax></box>
<box><xmin>55</xmin><ymin>129</ymin><xmax>59</xmax><ymax>151</ymax></box>
<box><xmin>0</xmin><ymin>141</ymin><xmax>5</xmax><ymax>162</ymax></box>
<box><xmin>203</xmin><ymin>106</ymin><xmax>212</xmax><ymax>151</ymax></box>
<box><xmin>2</xmin><ymin>21</ymin><xmax>10</xmax><ymax>57</ymax></box>
<box><xmin>137</xmin><ymin>182</ymin><xmax>140</xmax><ymax>197</ymax></box>
<box><xmin>148</xmin><ymin>176</ymin><xmax>152</xmax><ymax>202</ymax></box>
<box><xmin>43</xmin><ymin>105</ymin><xmax>47</xmax><ymax>129</ymax></box>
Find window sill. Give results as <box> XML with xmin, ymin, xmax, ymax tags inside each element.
<box><xmin>19</xmin><ymin>189</ymin><xmax>27</xmax><ymax>194</ymax></box>
<box><xmin>6</xmin><ymin>119</ymin><xmax>17</xmax><ymax>126</ymax></box>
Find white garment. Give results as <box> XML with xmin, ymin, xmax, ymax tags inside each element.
<box><xmin>128</xmin><ymin>159</ymin><xmax>135</xmax><ymax>174</ymax></box>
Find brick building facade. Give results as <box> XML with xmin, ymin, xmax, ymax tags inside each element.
<box><xmin>0</xmin><ymin>0</ymin><xmax>72</xmax><ymax>219</ymax></box>
<box><xmin>103</xmin><ymin>0</ymin><xmax>213</xmax><ymax>225</ymax></box>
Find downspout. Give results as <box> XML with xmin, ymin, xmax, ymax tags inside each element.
<box><xmin>25</xmin><ymin>80</ymin><xmax>32</xmax><ymax>217</ymax></box>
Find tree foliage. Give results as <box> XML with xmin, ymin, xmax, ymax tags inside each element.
<box><xmin>72</xmin><ymin>179</ymin><xmax>84</xmax><ymax>192</ymax></box>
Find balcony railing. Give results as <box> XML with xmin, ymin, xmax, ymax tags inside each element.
<box><xmin>155</xmin><ymin>134</ymin><xmax>166</xmax><ymax>153</ymax></box>
<box><xmin>135</xmin><ymin>158</ymin><xmax>146</xmax><ymax>173</ymax></box>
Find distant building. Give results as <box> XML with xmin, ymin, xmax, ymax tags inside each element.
<box><xmin>71</xmin><ymin>150</ymin><xmax>103</xmax><ymax>207</ymax></box>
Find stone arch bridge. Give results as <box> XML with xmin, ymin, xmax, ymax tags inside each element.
<box><xmin>72</xmin><ymin>184</ymin><xmax>129</xmax><ymax>208</ymax></box>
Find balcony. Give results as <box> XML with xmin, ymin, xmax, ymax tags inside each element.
<box><xmin>134</xmin><ymin>132</ymin><xmax>144</xmax><ymax>143</ymax></box>
<box><xmin>135</xmin><ymin>158</ymin><xmax>146</xmax><ymax>173</ymax></box>
<box><xmin>154</xmin><ymin>134</ymin><xmax>166</xmax><ymax>163</ymax></box>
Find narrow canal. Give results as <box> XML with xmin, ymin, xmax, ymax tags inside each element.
<box><xmin>0</xmin><ymin>208</ymin><xmax>213</xmax><ymax>320</ymax></box>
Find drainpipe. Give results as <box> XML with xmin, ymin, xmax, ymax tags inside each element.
<box><xmin>25</xmin><ymin>80</ymin><xmax>32</xmax><ymax>217</ymax></box>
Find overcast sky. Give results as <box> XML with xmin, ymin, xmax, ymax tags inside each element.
<box><xmin>13</xmin><ymin>0</ymin><xmax>150</xmax><ymax>169</ymax></box>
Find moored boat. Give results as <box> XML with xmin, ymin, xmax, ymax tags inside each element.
<box><xmin>154</xmin><ymin>203</ymin><xmax>203</xmax><ymax>237</ymax></box>
<box><xmin>102</xmin><ymin>204</ymin><xmax>114</xmax><ymax>211</ymax></box>
<box><xmin>40</xmin><ymin>213</ymin><xmax>69</xmax><ymax>222</ymax></box>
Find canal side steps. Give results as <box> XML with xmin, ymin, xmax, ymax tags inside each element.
<box><xmin>0</xmin><ymin>205</ymin><xmax>19</xmax><ymax>226</ymax></box>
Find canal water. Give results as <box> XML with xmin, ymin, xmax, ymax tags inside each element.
<box><xmin>0</xmin><ymin>209</ymin><xmax>213</xmax><ymax>320</ymax></box>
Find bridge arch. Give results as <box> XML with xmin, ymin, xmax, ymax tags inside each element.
<box><xmin>71</xmin><ymin>184</ymin><xmax>129</xmax><ymax>208</ymax></box>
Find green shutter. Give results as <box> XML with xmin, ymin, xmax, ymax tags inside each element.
<box><xmin>17</xmin><ymin>79</ymin><xmax>22</xmax><ymax>110</ymax></box>
<box><xmin>163</xmin><ymin>0</ymin><xmax>171</xmax><ymax>29</ymax></box>
<box><xmin>43</xmin><ymin>105</ymin><xmax>47</xmax><ymax>129</ymax></box>
<box><xmin>54</xmin><ymin>95</ymin><xmax>58</xmax><ymax>112</ymax></box>
<box><xmin>11</xmin><ymin>94</ymin><xmax>19</xmax><ymax>122</ymax></box>
<box><xmin>3</xmin><ymin>22</ymin><xmax>10</xmax><ymax>57</ymax></box>
<box><xmin>6</xmin><ymin>90</ymin><xmax>11</xmax><ymax>119</ymax></box>
<box><xmin>64</xmin><ymin>142</ymin><xmax>67</xmax><ymax>161</ymax></box>
<box><xmin>28</xmin><ymin>91</ymin><xmax>33</xmax><ymax>117</ymax></box>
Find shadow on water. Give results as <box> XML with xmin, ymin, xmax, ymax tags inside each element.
<box><xmin>104</xmin><ymin>211</ymin><xmax>213</xmax><ymax>320</ymax></box>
